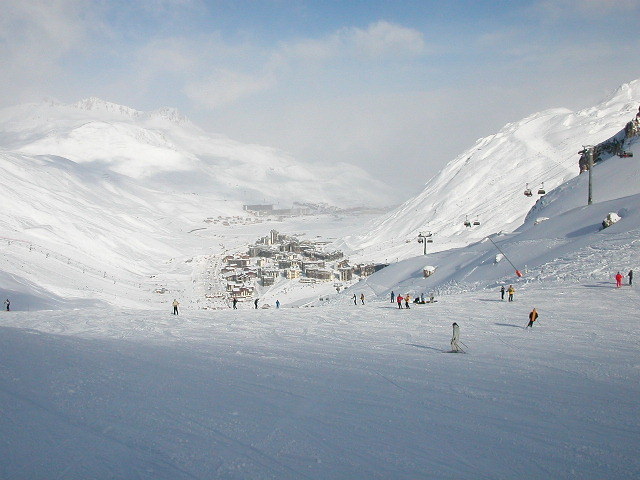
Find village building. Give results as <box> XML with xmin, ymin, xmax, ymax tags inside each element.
<box><xmin>302</xmin><ymin>260</ymin><xmax>325</xmax><ymax>273</ymax></box>
<box><xmin>338</xmin><ymin>267</ymin><xmax>353</xmax><ymax>281</ymax></box>
<box><xmin>285</xmin><ymin>268</ymin><xmax>301</xmax><ymax>279</ymax></box>
<box><xmin>354</xmin><ymin>264</ymin><xmax>377</xmax><ymax>277</ymax></box>
<box><xmin>306</xmin><ymin>268</ymin><xmax>333</xmax><ymax>281</ymax></box>
<box><xmin>243</xmin><ymin>204</ymin><xmax>274</xmax><ymax>216</ymax></box>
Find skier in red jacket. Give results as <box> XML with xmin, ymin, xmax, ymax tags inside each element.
<box><xmin>615</xmin><ymin>271</ymin><xmax>623</xmax><ymax>288</ymax></box>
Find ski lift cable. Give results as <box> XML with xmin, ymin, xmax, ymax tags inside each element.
<box><xmin>487</xmin><ymin>236</ymin><xmax>521</xmax><ymax>274</ymax></box>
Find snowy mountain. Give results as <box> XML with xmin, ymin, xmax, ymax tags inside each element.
<box><xmin>0</xmin><ymin>97</ymin><xmax>395</xmax><ymax>308</ymax></box>
<box><xmin>339</xmin><ymin>80</ymin><xmax>640</xmax><ymax>264</ymax></box>
<box><xmin>0</xmin><ymin>97</ymin><xmax>393</xmax><ymax>206</ymax></box>
<box><xmin>353</xmin><ymin>134</ymin><xmax>639</xmax><ymax>299</ymax></box>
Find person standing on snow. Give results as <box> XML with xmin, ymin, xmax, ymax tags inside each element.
<box><xmin>276</xmin><ymin>299</ymin><xmax>280</xmax><ymax>309</ymax></box>
<box><xmin>451</xmin><ymin>322</ymin><xmax>461</xmax><ymax>352</ymax></box>
<box><xmin>500</xmin><ymin>285</ymin><xmax>505</xmax><ymax>301</ymax></box>
<box><xmin>404</xmin><ymin>294</ymin><xmax>411</xmax><ymax>309</ymax></box>
<box><xmin>352</xmin><ymin>294</ymin><xmax>357</xmax><ymax>305</ymax></box>
<box><xmin>4</xmin><ymin>299</ymin><xmax>10</xmax><ymax>311</ymax></box>
<box><xmin>254</xmin><ymin>298</ymin><xmax>259</xmax><ymax>309</ymax></box>
<box><xmin>628</xmin><ymin>270</ymin><xmax>633</xmax><ymax>286</ymax></box>
<box><xmin>396</xmin><ymin>294</ymin><xmax>404</xmax><ymax>309</ymax></box>
<box><xmin>390</xmin><ymin>291</ymin><xmax>395</xmax><ymax>303</ymax></box>
<box><xmin>615</xmin><ymin>271</ymin><xmax>623</xmax><ymax>288</ymax></box>
<box><xmin>507</xmin><ymin>285</ymin><xmax>515</xmax><ymax>302</ymax></box>
<box><xmin>360</xmin><ymin>293</ymin><xmax>365</xmax><ymax>305</ymax></box>
<box><xmin>526</xmin><ymin>308</ymin><xmax>538</xmax><ymax>328</ymax></box>
<box><xmin>232</xmin><ymin>297</ymin><xmax>238</xmax><ymax>309</ymax></box>
<box><xmin>172</xmin><ymin>299</ymin><xmax>179</xmax><ymax>315</ymax></box>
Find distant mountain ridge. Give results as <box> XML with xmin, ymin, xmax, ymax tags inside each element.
<box><xmin>0</xmin><ymin>97</ymin><xmax>393</xmax><ymax>207</ymax></box>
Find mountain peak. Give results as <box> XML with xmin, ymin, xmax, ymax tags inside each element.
<box><xmin>73</xmin><ymin>97</ymin><xmax>142</xmax><ymax>119</ymax></box>
<box><xmin>148</xmin><ymin>107</ymin><xmax>192</xmax><ymax>127</ymax></box>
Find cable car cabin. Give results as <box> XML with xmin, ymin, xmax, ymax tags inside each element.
<box><xmin>427</xmin><ymin>237</ymin><xmax>434</xmax><ymax>243</ymax></box>
<box><xmin>473</xmin><ymin>219</ymin><xmax>480</xmax><ymax>226</ymax></box>
<box><xmin>524</xmin><ymin>183</ymin><xmax>533</xmax><ymax>196</ymax></box>
<box><xmin>537</xmin><ymin>183</ymin><xmax>546</xmax><ymax>195</ymax></box>
<box><xmin>464</xmin><ymin>219</ymin><xmax>471</xmax><ymax>227</ymax></box>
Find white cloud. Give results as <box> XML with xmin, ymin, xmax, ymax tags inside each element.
<box><xmin>0</xmin><ymin>0</ymin><xmax>99</xmax><ymax>104</ymax></box>
<box><xmin>347</xmin><ymin>21</ymin><xmax>427</xmax><ymax>57</ymax></box>
<box><xmin>184</xmin><ymin>69</ymin><xmax>274</xmax><ymax>108</ymax></box>
<box><xmin>275</xmin><ymin>21</ymin><xmax>428</xmax><ymax>64</ymax></box>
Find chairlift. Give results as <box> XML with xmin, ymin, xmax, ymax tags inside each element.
<box><xmin>537</xmin><ymin>182</ymin><xmax>546</xmax><ymax>195</ymax></box>
<box><xmin>524</xmin><ymin>183</ymin><xmax>533</xmax><ymax>197</ymax></box>
<box><xmin>473</xmin><ymin>217</ymin><xmax>480</xmax><ymax>226</ymax></box>
<box><xmin>464</xmin><ymin>216</ymin><xmax>471</xmax><ymax>227</ymax></box>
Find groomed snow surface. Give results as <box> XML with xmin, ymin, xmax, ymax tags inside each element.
<box><xmin>1</xmin><ymin>280</ymin><xmax>638</xmax><ymax>479</ymax></box>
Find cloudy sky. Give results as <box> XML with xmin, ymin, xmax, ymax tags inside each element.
<box><xmin>2</xmin><ymin>0</ymin><xmax>639</xmax><ymax>202</ymax></box>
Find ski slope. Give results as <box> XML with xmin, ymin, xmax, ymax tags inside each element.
<box><xmin>0</xmin><ymin>280</ymin><xmax>638</xmax><ymax>479</ymax></box>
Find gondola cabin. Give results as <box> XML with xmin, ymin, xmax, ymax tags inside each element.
<box><xmin>537</xmin><ymin>183</ymin><xmax>546</xmax><ymax>195</ymax></box>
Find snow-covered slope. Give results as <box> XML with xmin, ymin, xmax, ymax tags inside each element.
<box><xmin>340</xmin><ymin>80</ymin><xmax>640</xmax><ymax>263</ymax></box>
<box><xmin>353</xmin><ymin>136</ymin><xmax>640</xmax><ymax>299</ymax></box>
<box><xmin>0</xmin><ymin>98</ymin><xmax>393</xmax><ymax>207</ymax></box>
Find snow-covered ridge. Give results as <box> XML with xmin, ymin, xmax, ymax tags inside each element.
<box><xmin>73</xmin><ymin>97</ymin><xmax>142</xmax><ymax>119</ymax></box>
<box><xmin>339</xmin><ymin>78</ymin><xmax>640</xmax><ymax>263</ymax></box>
<box><xmin>73</xmin><ymin>97</ymin><xmax>193</xmax><ymax>127</ymax></box>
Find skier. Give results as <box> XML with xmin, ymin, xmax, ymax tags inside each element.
<box><xmin>390</xmin><ymin>291</ymin><xmax>395</xmax><ymax>303</ymax></box>
<box><xmin>396</xmin><ymin>294</ymin><xmax>404</xmax><ymax>309</ymax></box>
<box><xmin>254</xmin><ymin>298</ymin><xmax>259</xmax><ymax>309</ymax></box>
<box><xmin>360</xmin><ymin>293</ymin><xmax>365</xmax><ymax>305</ymax></box>
<box><xmin>352</xmin><ymin>294</ymin><xmax>357</xmax><ymax>305</ymax></box>
<box><xmin>172</xmin><ymin>299</ymin><xmax>179</xmax><ymax>315</ymax></box>
<box><xmin>508</xmin><ymin>285</ymin><xmax>515</xmax><ymax>302</ymax></box>
<box><xmin>232</xmin><ymin>297</ymin><xmax>238</xmax><ymax>309</ymax></box>
<box><xmin>276</xmin><ymin>299</ymin><xmax>280</xmax><ymax>308</ymax></box>
<box><xmin>4</xmin><ymin>299</ymin><xmax>9</xmax><ymax>311</ymax></box>
<box><xmin>628</xmin><ymin>269</ymin><xmax>633</xmax><ymax>286</ymax></box>
<box><xmin>615</xmin><ymin>271</ymin><xmax>623</xmax><ymax>288</ymax></box>
<box><xmin>451</xmin><ymin>322</ymin><xmax>461</xmax><ymax>352</ymax></box>
<box><xmin>404</xmin><ymin>294</ymin><xmax>411</xmax><ymax>309</ymax></box>
<box><xmin>500</xmin><ymin>285</ymin><xmax>505</xmax><ymax>301</ymax></box>
<box><xmin>526</xmin><ymin>307</ymin><xmax>538</xmax><ymax>328</ymax></box>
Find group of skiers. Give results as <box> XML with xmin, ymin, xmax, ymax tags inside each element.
<box><xmin>172</xmin><ymin>296</ymin><xmax>282</xmax><ymax>313</ymax></box>
<box><xmin>395</xmin><ymin>293</ymin><xmax>412</xmax><ymax>309</ymax></box>
<box><xmin>615</xmin><ymin>270</ymin><xmax>633</xmax><ymax>287</ymax></box>
<box><xmin>352</xmin><ymin>293</ymin><xmax>365</xmax><ymax>305</ymax></box>
<box><xmin>500</xmin><ymin>285</ymin><xmax>515</xmax><ymax>301</ymax></box>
